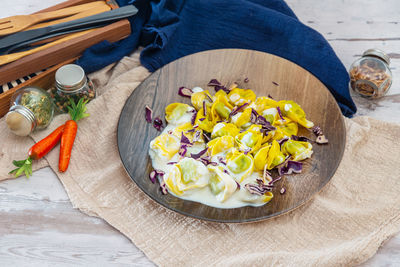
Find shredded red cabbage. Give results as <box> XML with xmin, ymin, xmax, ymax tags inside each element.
<box><xmin>276</xmin><ymin>107</ymin><xmax>284</xmax><ymax>120</ymax></box>
<box><xmin>230</xmin><ymin>102</ymin><xmax>249</xmax><ymax>117</ymax></box>
<box><xmin>178</xmin><ymin>145</ymin><xmax>187</xmax><ymax>157</ymax></box>
<box><xmin>245</xmin><ymin>179</ymin><xmax>273</xmax><ymax>195</ymax></box>
<box><xmin>208</xmin><ymin>79</ymin><xmax>230</xmax><ymax>94</ymax></box>
<box><xmin>263</xmin><ymin>168</ymin><xmax>273</xmax><ymax>181</ymax></box>
<box><xmin>190</xmin><ymin>147</ymin><xmax>208</xmax><ymax>159</ymax></box>
<box><xmin>167</xmin><ymin>161</ymin><xmax>177</xmax><ymax>165</ymax></box>
<box><xmin>203</xmin><ymin>132</ymin><xmax>211</xmax><ymax>142</ymax></box>
<box><xmin>192</xmin><ymin>130</ymin><xmax>202</xmax><ymax>143</ymax></box>
<box><xmin>257</xmin><ymin>115</ymin><xmax>276</xmax><ymax>131</ymax></box>
<box><xmin>190</xmin><ymin>111</ymin><xmax>197</xmax><ymax>125</ymax></box>
<box><xmin>178</xmin><ymin>86</ymin><xmax>193</xmax><ymax>97</ymax></box>
<box><xmin>153</xmin><ymin>117</ymin><xmax>164</xmax><ymax>131</ymax></box>
<box><xmin>279</xmin><ymin>161</ymin><xmax>303</xmax><ymax>175</ymax></box>
<box><xmin>205</xmin><ymin>93</ymin><xmax>213</xmax><ymax>103</ymax></box>
<box><xmin>203</xmin><ymin>101</ymin><xmax>207</xmax><ymax>116</ymax></box>
<box><xmin>291</xmin><ymin>135</ymin><xmax>312</xmax><ymax>143</ymax></box>
<box><xmin>268</xmin><ymin>94</ymin><xmax>274</xmax><ymax>99</ymax></box>
<box><xmin>160</xmin><ymin>180</ymin><xmax>168</xmax><ymax>195</ymax></box>
<box><xmin>312</xmin><ymin>126</ymin><xmax>323</xmax><ymax>137</ymax></box>
<box><xmin>150</xmin><ymin>169</ymin><xmax>165</xmax><ymax>184</ymax></box>
<box><xmin>218</xmin><ymin>157</ymin><xmax>227</xmax><ymax>165</ymax></box>
<box><xmin>280</xmin><ymin>187</ymin><xmax>286</xmax><ymax>194</ymax></box>
<box><xmin>207</xmin><ymin>79</ymin><xmax>221</xmax><ymax>87</ymax></box>
<box><xmin>250</xmin><ymin>109</ymin><xmax>258</xmax><ymax>124</ymax></box>
<box><xmin>272</xmin><ymin>81</ymin><xmax>279</xmax><ymax>86</ymax></box>
<box><xmin>244</xmin><ymin>77</ymin><xmax>249</xmax><ymax>83</ymax></box>
<box><xmin>145</xmin><ymin>105</ymin><xmax>153</xmax><ymax>123</ymax></box>
<box><xmin>278</xmin><ymin>137</ymin><xmax>289</xmax><ymax>146</ymax></box>
<box><xmin>243</xmin><ymin>148</ymin><xmax>251</xmax><ymax>155</ymax></box>
<box><xmin>180</xmin><ymin>132</ymin><xmax>192</xmax><ymax>145</ymax></box>
<box><xmin>149</xmin><ymin>170</ymin><xmax>157</xmax><ymax>184</ymax></box>
<box><xmin>268</xmin><ymin>176</ymin><xmax>282</xmax><ymax>185</ymax></box>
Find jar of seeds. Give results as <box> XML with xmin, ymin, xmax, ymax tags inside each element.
<box><xmin>49</xmin><ymin>64</ymin><xmax>95</xmax><ymax>113</ymax></box>
<box><xmin>349</xmin><ymin>49</ymin><xmax>392</xmax><ymax>98</ymax></box>
<box><xmin>6</xmin><ymin>86</ymin><xmax>54</xmax><ymax>136</ymax></box>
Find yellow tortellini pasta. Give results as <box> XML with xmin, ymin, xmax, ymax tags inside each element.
<box><xmin>282</xmin><ymin>140</ymin><xmax>313</xmax><ymax>161</ymax></box>
<box><xmin>207</xmin><ymin>135</ymin><xmax>235</xmax><ymax>156</ymax></box>
<box><xmin>165</xmin><ymin>103</ymin><xmax>194</xmax><ymax>125</ymax></box>
<box><xmin>228</xmin><ymin>88</ymin><xmax>256</xmax><ymax>105</ymax></box>
<box><xmin>230</xmin><ymin>107</ymin><xmax>252</xmax><ymax>128</ymax></box>
<box><xmin>226</xmin><ymin>150</ymin><xmax>254</xmax><ymax>182</ymax></box>
<box><xmin>211</xmin><ymin>122</ymin><xmax>240</xmax><ymax>139</ymax></box>
<box><xmin>150</xmin><ymin>133</ymin><xmax>180</xmax><ymax>160</ymax></box>
<box><xmin>278</xmin><ymin>100</ymin><xmax>314</xmax><ymax>128</ymax></box>
<box><xmin>266</xmin><ymin>140</ymin><xmax>286</xmax><ymax>170</ymax></box>
<box><xmin>164</xmin><ymin>158</ymin><xmax>210</xmax><ymax>195</ymax></box>
<box><xmin>208</xmin><ymin>165</ymin><xmax>238</xmax><ymax>202</ymax></box>
<box><xmin>191</xmin><ymin>90</ymin><xmax>213</xmax><ymax>111</ymax></box>
<box><xmin>195</xmin><ymin>107</ymin><xmax>215</xmax><ymax>133</ymax></box>
<box><xmin>150</xmin><ymin>81</ymin><xmax>320</xmax><ymax>208</ymax></box>
<box><xmin>252</xmin><ymin>96</ymin><xmax>278</xmax><ymax>113</ymax></box>
<box><xmin>235</xmin><ymin>125</ymin><xmax>263</xmax><ymax>153</ymax></box>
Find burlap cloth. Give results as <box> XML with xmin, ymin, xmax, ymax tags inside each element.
<box><xmin>1</xmin><ymin>50</ymin><xmax>400</xmax><ymax>266</ymax></box>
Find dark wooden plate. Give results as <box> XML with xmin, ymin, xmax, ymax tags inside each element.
<box><xmin>117</xmin><ymin>49</ymin><xmax>346</xmax><ymax>223</ymax></box>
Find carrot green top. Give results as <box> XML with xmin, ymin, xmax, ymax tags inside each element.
<box><xmin>68</xmin><ymin>98</ymin><xmax>90</xmax><ymax>121</ymax></box>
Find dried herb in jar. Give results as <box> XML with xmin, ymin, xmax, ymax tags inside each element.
<box><xmin>349</xmin><ymin>49</ymin><xmax>392</xmax><ymax>98</ymax></box>
<box><xmin>50</xmin><ymin>64</ymin><xmax>96</xmax><ymax>113</ymax></box>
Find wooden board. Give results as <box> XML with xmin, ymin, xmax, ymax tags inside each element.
<box><xmin>0</xmin><ymin>0</ymin><xmax>130</xmax><ymax>118</ymax></box>
<box><xmin>117</xmin><ymin>49</ymin><xmax>346</xmax><ymax>223</ymax></box>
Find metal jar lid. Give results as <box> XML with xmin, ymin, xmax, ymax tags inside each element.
<box><xmin>362</xmin><ymin>48</ymin><xmax>390</xmax><ymax>65</ymax></box>
<box><xmin>55</xmin><ymin>64</ymin><xmax>86</xmax><ymax>93</ymax></box>
<box><xmin>5</xmin><ymin>105</ymin><xmax>36</xmax><ymax>136</ymax></box>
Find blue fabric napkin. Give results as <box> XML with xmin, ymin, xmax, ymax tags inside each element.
<box><xmin>76</xmin><ymin>0</ymin><xmax>356</xmax><ymax>117</ymax></box>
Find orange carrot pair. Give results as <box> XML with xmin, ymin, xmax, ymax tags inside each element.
<box><xmin>10</xmin><ymin>98</ymin><xmax>89</xmax><ymax>177</ymax></box>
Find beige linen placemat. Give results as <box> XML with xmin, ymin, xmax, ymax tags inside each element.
<box><xmin>1</xmin><ymin>50</ymin><xmax>400</xmax><ymax>266</ymax></box>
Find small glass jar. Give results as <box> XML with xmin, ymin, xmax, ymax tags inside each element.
<box><xmin>6</xmin><ymin>86</ymin><xmax>54</xmax><ymax>136</ymax></box>
<box><xmin>49</xmin><ymin>64</ymin><xmax>96</xmax><ymax>113</ymax></box>
<box><xmin>349</xmin><ymin>49</ymin><xmax>392</xmax><ymax>98</ymax></box>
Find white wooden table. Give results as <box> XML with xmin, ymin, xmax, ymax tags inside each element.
<box><xmin>1</xmin><ymin>0</ymin><xmax>399</xmax><ymax>265</ymax></box>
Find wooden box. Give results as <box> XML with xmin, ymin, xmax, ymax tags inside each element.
<box><xmin>0</xmin><ymin>0</ymin><xmax>131</xmax><ymax>117</ymax></box>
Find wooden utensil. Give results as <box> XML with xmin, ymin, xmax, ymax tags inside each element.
<box><xmin>0</xmin><ymin>4</ymin><xmax>112</xmax><ymax>65</ymax></box>
<box><xmin>27</xmin><ymin>3</ymin><xmax>111</xmax><ymax>31</ymax></box>
<box><xmin>0</xmin><ymin>1</ymin><xmax>106</xmax><ymax>35</ymax></box>
<box><xmin>0</xmin><ymin>30</ymin><xmax>94</xmax><ymax>65</ymax></box>
<box><xmin>117</xmin><ymin>49</ymin><xmax>346</xmax><ymax>223</ymax></box>
<box><xmin>0</xmin><ymin>6</ymin><xmax>138</xmax><ymax>52</ymax></box>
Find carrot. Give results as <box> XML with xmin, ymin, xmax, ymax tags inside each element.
<box><xmin>29</xmin><ymin>125</ymin><xmax>65</xmax><ymax>160</ymax></box>
<box><xmin>10</xmin><ymin>124</ymin><xmax>65</xmax><ymax>178</ymax></box>
<box><xmin>58</xmin><ymin>120</ymin><xmax>77</xmax><ymax>172</ymax></box>
<box><xmin>58</xmin><ymin>98</ymin><xmax>89</xmax><ymax>172</ymax></box>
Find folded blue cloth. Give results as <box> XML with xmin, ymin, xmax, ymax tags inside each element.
<box><xmin>76</xmin><ymin>0</ymin><xmax>356</xmax><ymax>117</ymax></box>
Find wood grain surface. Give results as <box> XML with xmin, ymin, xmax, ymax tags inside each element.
<box><xmin>117</xmin><ymin>49</ymin><xmax>345</xmax><ymax>222</ymax></box>
<box><xmin>1</xmin><ymin>0</ymin><xmax>399</xmax><ymax>265</ymax></box>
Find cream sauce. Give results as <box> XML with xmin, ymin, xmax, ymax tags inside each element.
<box><xmin>149</xmin><ymin>116</ymin><xmax>271</xmax><ymax>209</ymax></box>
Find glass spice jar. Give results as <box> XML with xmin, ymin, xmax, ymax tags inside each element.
<box><xmin>49</xmin><ymin>64</ymin><xmax>95</xmax><ymax>113</ymax></box>
<box><xmin>349</xmin><ymin>49</ymin><xmax>392</xmax><ymax>98</ymax></box>
<box><xmin>5</xmin><ymin>86</ymin><xmax>54</xmax><ymax>136</ymax></box>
